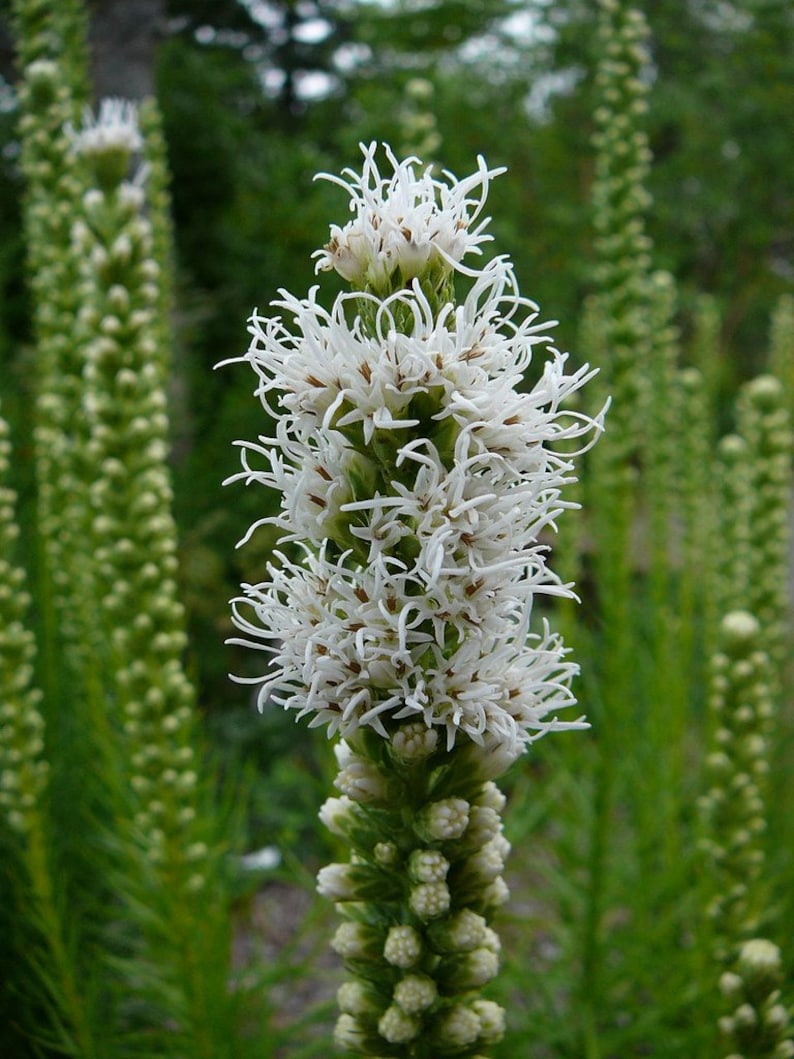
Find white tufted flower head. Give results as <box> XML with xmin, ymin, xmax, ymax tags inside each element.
<box><xmin>313</xmin><ymin>142</ymin><xmax>505</xmax><ymax>293</ymax></box>
<box><xmin>67</xmin><ymin>98</ymin><xmax>144</xmax><ymax>191</ymax></box>
<box><xmin>69</xmin><ymin>98</ymin><xmax>143</xmax><ymax>157</ymax></box>
<box><xmin>227</xmin><ymin>146</ymin><xmax>605</xmax><ymax>763</ymax></box>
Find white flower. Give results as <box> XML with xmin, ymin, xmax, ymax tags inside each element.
<box><xmin>312</xmin><ymin>142</ymin><xmax>505</xmax><ymax>288</ymax></box>
<box><xmin>68</xmin><ymin>98</ymin><xmax>143</xmax><ymax>157</ymax></box>
<box><xmin>227</xmin><ymin>147</ymin><xmax>605</xmax><ymax>758</ymax></box>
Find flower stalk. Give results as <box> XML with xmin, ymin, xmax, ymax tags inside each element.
<box><xmin>228</xmin><ymin>144</ymin><xmax>604</xmax><ymax>1054</ymax></box>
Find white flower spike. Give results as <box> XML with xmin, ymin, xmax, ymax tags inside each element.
<box><xmin>68</xmin><ymin>98</ymin><xmax>143</xmax><ymax>158</ymax></box>
<box><xmin>227</xmin><ymin>144</ymin><xmax>605</xmax><ymax>763</ymax></box>
<box><xmin>226</xmin><ymin>145</ymin><xmax>605</xmax><ymax>1054</ymax></box>
<box><xmin>313</xmin><ymin>141</ymin><xmax>505</xmax><ymax>291</ymax></box>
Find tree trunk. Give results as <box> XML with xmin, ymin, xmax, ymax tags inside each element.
<box><xmin>87</xmin><ymin>0</ymin><xmax>164</xmax><ymax>100</ymax></box>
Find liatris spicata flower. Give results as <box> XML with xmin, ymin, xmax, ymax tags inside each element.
<box><xmin>226</xmin><ymin>144</ymin><xmax>605</xmax><ymax>1056</ymax></box>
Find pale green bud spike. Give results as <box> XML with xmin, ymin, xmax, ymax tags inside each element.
<box><xmin>700</xmin><ymin>612</ymin><xmax>776</xmax><ymax>966</ymax></box>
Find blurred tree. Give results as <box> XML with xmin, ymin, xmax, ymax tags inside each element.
<box><xmin>534</xmin><ymin>0</ymin><xmax>794</xmax><ymax>363</ymax></box>
<box><xmin>87</xmin><ymin>0</ymin><xmax>164</xmax><ymax>98</ymax></box>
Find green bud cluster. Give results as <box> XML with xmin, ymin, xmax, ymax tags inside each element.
<box><xmin>698</xmin><ymin>612</ymin><xmax>775</xmax><ymax>964</ymax></box>
<box><xmin>590</xmin><ymin>0</ymin><xmax>655</xmax><ymax>462</ymax></box>
<box><xmin>718</xmin><ymin>938</ymin><xmax>794</xmax><ymax>1059</ymax></box>
<box><xmin>586</xmin><ymin>1</ymin><xmax>670</xmax><ymax>624</ymax></box>
<box><xmin>734</xmin><ymin>376</ymin><xmax>792</xmax><ymax>669</ymax></box>
<box><xmin>69</xmin><ymin>121</ymin><xmax>202</xmax><ymax>872</ymax></box>
<box><xmin>0</xmin><ymin>410</ymin><xmax>49</xmax><ymax>836</ymax></box>
<box><xmin>319</xmin><ymin>728</ymin><xmax>509</xmax><ymax>1057</ymax></box>
<box><xmin>10</xmin><ymin>0</ymin><xmax>90</xmax><ymax>90</ymax></box>
<box><xmin>15</xmin><ymin>58</ymin><xmax>97</xmax><ymax>675</ymax></box>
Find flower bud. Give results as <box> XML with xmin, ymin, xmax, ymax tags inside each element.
<box><xmin>428</xmin><ymin>908</ymin><xmax>487</xmax><ymax>953</ymax></box>
<box><xmin>410</xmin><ymin>880</ymin><xmax>451</xmax><ymax>920</ymax></box>
<box><xmin>331</xmin><ymin>921</ymin><xmax>379</xmax><ymax>960</ymax></box>
<box><xmin>408</xmin><ymin>848</ymin><xmax>450</xmax><ymax>883</ymax></box>
<box><xmin>393</xmin><ymin>973</ymin><xmax>437</xmax><ymax>1015</ymax></box>
<box><xmin>337</xmin><ymin>981</ymin><xmax>378</xmax><ymax>1017</ymax></box>
<box><xmin>318</xmin><ymin>862</ymin><xmax>358</xmax><ymax>901</ymax></box>
<box><xmin>440</xmin><ymin>946</ymin><xmax>500</xmax><ymax>990</ymax></box>
<box><xmin>378</xmin><ymin>1005</ymin><xmax>420</xmax><ymax>1044</ymax></box>
<box><xmin>318</xmin><ymin>795</ymin><xmax>357</xmax><ymax>836</ymax></box>
<box><xmin>384</xmin><ymin>925</ymin><xmax>423</xmax><ymax>968</ymax></box>
<box><xmin>390</xmin><ymin>721</ymin><xmax>439</xmax><ymax>761</ymax></box>
<box><xmin>432</xmin><ymin>1003</ymin><xmax>480</xmax><ymax>1050</ymax></box>
<box><xmin>472</xmin><ymin>999</ymin><xmax>506</xmax><ymax>1044</ymax></box>
<box><xmin>416</xmin><ymin>797</ymin><xmax>469</xmax><ymax>840</ymax></box>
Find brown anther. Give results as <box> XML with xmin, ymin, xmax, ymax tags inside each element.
<box><xmin>308</xmin><ymin>494</ymin><xmax>326</xmax><ymax>508</ymax></box>
<box><xmin>358</xmin><ymin>361</ymin><xmax>372</xmax><ymax>383</ymax></box>
<box><xmin>306</xmin><ymin>374</ymin><xmax>324</xmax><ymax>387</ymax></box>
<box><xmin>354</xmin><ymin>586</ymin><xmax>369</xmax><ymax>603</ymax></box>
<box><xmin>464</xmin><ymin>579</ymin><xmax>483</xmax><ymax>598</ymax></box>
<box><xmin>316</xmin><ymin>465</ymin><xmax>333</xmax><ymax>481</ymax></box>
<box><xmin>462</xmin><ymin>346</ymin><xmax>485</xmax><ymax>362</ymax></box>
<box><xmin>386</xmin><ymin>596</ymin><xmax>398</xmax><ymax>613</ymax></box>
